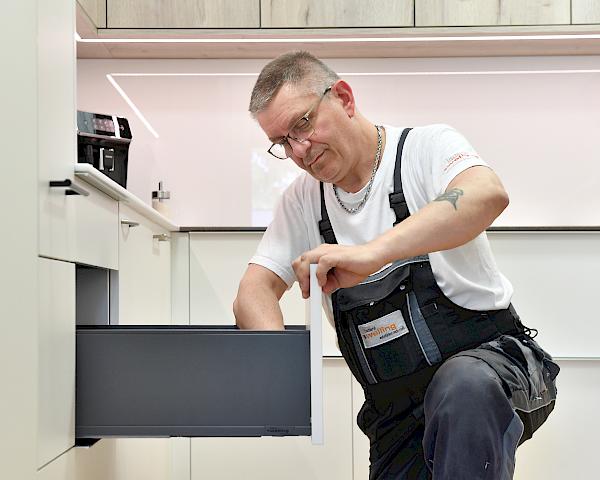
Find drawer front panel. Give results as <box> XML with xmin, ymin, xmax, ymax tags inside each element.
<box><xmin>76</xmin><ymin>326</ymin><xmax>310</xmax><ymax>438</ymax></box>
<box><xmin>73</xmin><ymin>186</ymin><xmax>118</xmax><ymax>269</ymax></box>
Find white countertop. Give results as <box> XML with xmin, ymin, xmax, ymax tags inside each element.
<box><xmin>74</xmin><ymin>164</ymin><xmax>179</xmax><ymax>232</ymax></box>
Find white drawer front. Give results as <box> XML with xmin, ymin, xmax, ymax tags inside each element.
<box><xmin>40</xmin><ymin>180</ymin><xmax>118</xmax><ymax>269</ymax></box>
<box><xmin>73</xmin><ymin>184</ymin><xmax>119</xmax><ymax>269</ymax></box>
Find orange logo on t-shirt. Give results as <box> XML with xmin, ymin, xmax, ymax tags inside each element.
<box><xmin>444</xmin><ymin>152</ymin><xmax>480</xmax><ymax>172</ymax></box>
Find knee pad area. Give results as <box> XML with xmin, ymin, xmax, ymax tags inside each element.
<box><xmin>424</xmin><ymin>356</ymin><xmax>514</xmax><ymax>426</ymax></box>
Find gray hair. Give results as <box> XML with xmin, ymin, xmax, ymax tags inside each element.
<box><xmin>249</xmin><ymin>51</ymin><xmax>340</xmax><ymax>117</ymax></box>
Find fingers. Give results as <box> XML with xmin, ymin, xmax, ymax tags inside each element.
<box><xmin>315</xmin><ymin>255</ymin><xmax>336</xmax><ymax>288</ymax></box>
<box><xmin>292</xmin><ymin>253</ymin><xmax>311</xmax><ymax>299</ymax></box>
<box><xmin>292</xmin><ymin>246</ymin><xmax>337</xmax><ymax>299</ymax></box>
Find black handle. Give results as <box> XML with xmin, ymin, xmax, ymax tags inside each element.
<box><xmin>49</xmin><ymin>179</ymin><xmax>90</xmax><ymax>197</ymax></box>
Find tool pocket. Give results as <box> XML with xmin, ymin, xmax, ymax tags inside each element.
<box><xmin>333</xmin><ymin>263</ymin><xmax>430</xmax><ymax>385</ymax></box>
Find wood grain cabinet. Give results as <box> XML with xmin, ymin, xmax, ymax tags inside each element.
<box><xmin>415</xmin><ymin>0</ymin><xmax>571</xmax><ymax>26</ymax></box>
<box><xmin>106</xmin><ymin>0</ymin><xmax>260</xmax><ymax>28</ymax></box>
<box><xmin>572</xmin><ymin>0</ymin><xmax>600</xmax><ymax>23</ymax></box>
<box><xmin>77</xmin><ymin>0</ymin><xmax>106</xmax><ymax>27</ymax></box>
<box><xmin>261</xmin><ymin>0</ymin><xmax>413</xmax><ymax>28</ymax></box>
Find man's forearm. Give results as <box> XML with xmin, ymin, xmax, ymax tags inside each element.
<box><xmin>233</xmin><ymin>286</ymin><xmax>285</xmax><ymax>330</ymax></box>
<box><xmin>371</xmin><ymin>170</ymin><xmax>508</xmax><ymax>266</ymax></box>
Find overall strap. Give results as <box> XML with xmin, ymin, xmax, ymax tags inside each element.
<box><xmin>318</xmin><ymin>181</ymin><xmax>338</xmax><ymax>244</ymax></box>
<box><xmin>389</xmin><ymin>127</ymin><xmax>413</xmax><ymax>226</ymax></box>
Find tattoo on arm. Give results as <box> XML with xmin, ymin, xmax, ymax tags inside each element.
<box><xmin>434</xmin><ymin>188</ymin><xmax>464</xmax><ymax>210</ymax></box>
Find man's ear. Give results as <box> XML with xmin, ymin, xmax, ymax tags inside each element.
<box><xmin>330</xmin><ymin>80</ymin><xmax>356</xmax><ymax>118</ymax></box>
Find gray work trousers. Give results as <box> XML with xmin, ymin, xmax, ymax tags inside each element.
<box><xmin>358</xmin><ymin>334</ymin><xmax>559</xmax><ymax>480</ymax></box>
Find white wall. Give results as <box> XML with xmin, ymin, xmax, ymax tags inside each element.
<box><xmin>77</xmin><ymin>56</ymin><xmax>600</xmax><ymax>228</ymax></box>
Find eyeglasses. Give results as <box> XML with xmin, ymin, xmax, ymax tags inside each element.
<box><xmin>267</xmin><ymin>86</ymin><xmax>332</xmax><ymax>160</ymax></box>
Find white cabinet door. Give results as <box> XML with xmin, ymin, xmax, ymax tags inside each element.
<box><xmin>38</xmin><ymin>0</ymin><xmax>76</xmax><ymax>262</ymax></box>
<box><xmin>38</xmin><ymin>0</ymin><xmax>118</xmax><ymax>270</ymax></box>
<box><xmin>38</xmin><ymin>258</ymin><xmax>75</xmax><ymax>469</ymax></box>
<box><xmin>190</xmin><ymin>359</ymin><xmax>353</xmax><ymax>480</ymax></box>
<box><xmin>118</xmin><ymin>203</ymin><xmax>171</xmax><ymax>325</ymax></box>
<box><xmin>188</xmin><ymin>232</ymin><xmax>341</xmax><ymax>355</ymax></box>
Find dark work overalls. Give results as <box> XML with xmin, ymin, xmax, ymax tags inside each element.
<box><xmin>318</xmin><ymin>128</ymin><xmax>559</xmax><ymax>479</ymax></box>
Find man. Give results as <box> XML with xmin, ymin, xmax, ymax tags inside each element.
<box><xmin>233</xmin><ymin>51</ymin><xmax>558</xmax><ymax>479</ymax></box>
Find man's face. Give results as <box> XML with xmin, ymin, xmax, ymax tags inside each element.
<box><xmin>256</xmin><ymin>83</ymin><xmax>353</xmax><ymax>184</ymax></box>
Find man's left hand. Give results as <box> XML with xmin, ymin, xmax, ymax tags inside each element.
<box><xmin>292</xmin><ymin>243</ymin><xmax>383</xmax><ymax>298</ymax></box>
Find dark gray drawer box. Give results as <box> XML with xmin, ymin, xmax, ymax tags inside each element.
<box><xmin>76</xmin><ymin>325</ymin><xmax>311</xmax><ymax>439</ymax></box>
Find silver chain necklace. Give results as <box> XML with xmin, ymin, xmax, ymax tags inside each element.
<box><xmin>333</xmin><ymin>125</ymin><xmax>383</xmax><ymax>214</ymax></box>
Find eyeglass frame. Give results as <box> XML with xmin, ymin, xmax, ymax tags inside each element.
<box><xmin>267</xmin><ymin>86</ymin><xmax>332</xmax><ymax>160</ymax></box>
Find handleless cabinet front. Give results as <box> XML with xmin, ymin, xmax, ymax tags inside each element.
<box><xmin>118</xmin><ymin>204</ymin><xmax>171</xmax><ymax>325</ymax></box>
<box><xmin>38</xmin><ymin>0</ymin><xmax>76</xmax><ymax>262</ymax></box>
<box><xmin>38</xmin><ymin>257</ymin><xmax>75</xmax><ymax>469</ymax></box>
<box><xmin>73</xmin><ymin>187</ymin><xmax>119</xmax><ymax>269</ymax></box>
<box><xmin>40</xmin><ymin>179</ymin><xmax>118</xmax><ymax>270</ymax></box>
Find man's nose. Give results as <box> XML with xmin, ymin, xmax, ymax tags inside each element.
<box><xmin>288</xmin><ymin>137</ymin><xmax>311</xmax><ymax>158</ymax></box>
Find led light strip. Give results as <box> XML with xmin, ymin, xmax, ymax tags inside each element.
<box><xmin>106</xmin><ymin>74</ymin><xmax>159</xmax><ymax>138</ymax></box>
<box><xmin>108</xmin><ymin>70</ymin><xmax>600</xmax><ymax>77</ymax></box>
<box><xmin>77</xmin><ymin>34</ymin><xmax>600</xmax><ymax>43</ymax></box>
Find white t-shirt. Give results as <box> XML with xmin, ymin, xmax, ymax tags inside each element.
<box><xmin>250</xmin><ymin>124</ymin><xmax>513</xmax><ymax>325</ymax></box>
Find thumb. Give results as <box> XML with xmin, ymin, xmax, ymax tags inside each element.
<box><xmin>322</xmin><ymin>271</ymin><xmax>341</xmax><ymax>294</ymax></box>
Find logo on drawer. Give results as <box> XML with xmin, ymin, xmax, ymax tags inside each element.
<box><xmin>357</xmin><ymin>310</ymin><xmax>408</xmax><ymax>349</ymax></box>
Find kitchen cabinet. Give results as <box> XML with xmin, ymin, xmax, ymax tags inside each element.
<box><xmin>74</xmin><ymin>187</ymin><xmax>119</xmax><ymax>269</ymax></box>
<box><xmin>111</xmin><ymin>202</ymin><xmax>173</xmax><ymax>478</ymax></box>
<box><xmin>36</xmin><ymin>440</ymin><xmax>118</xmax><ymax>480</ymax></box>
<box><xmin>40</xmin><ymin>177</ymin><xmax>119</xmax><ymax>270</ymax></box>
<box><xmin>352</xmin><ymin>378</ymin><xmax>370</xmax><ymax>480</ymax></box>
<box><xmin>188</xmin><ymin>231</ymin><xmax>340</xmax><ymax>356</ymax></box>
<box><xmin>190</xmin><ymin>358</ymin><xmax>353</xmax><ymax>480</ymax></box>
<box><xmin>261</xmin><ymin>0</ymin><xmax>413</xmax><ymax>28</ymax></box>
<box><xmin>106</xmin><ymin>0</ymin><xmax>260</xmax><ymax>28</ymax></box>
<box><xmin>415</xmin><ymin>0</ymin><xmax>571</xmax><ymax>26</ymax></box>
<box><xmin>77</xmin><ymin>0</ymin><xmax>106</xmax><ymax>28</ymax></box>
<box><xmin>38</xmin><ymin>0</ymin><xmax>118</xmax><ymax>269</ymax></box>
<box><xmin>38</xmin><ymin>258</ymin><xmax>75</xmax><ymax>469</ymax></box>
<box><xmin>38</xmin><ymin>0</ymin><xmax>76</xmax><ymax>263</ymax></box>
<box><xmin>572</xmin><ymin>0</ymin><xmax>600</xmax><ymax>23</ymax></box>
<box><xmin>189</xmin><ymin>232</ymin><xmax>288</xmax><ymax>326</ymax></box>
<box><xmin>118</xmin><ymin>203</ymin><xmax>171</xmax><ymax>325</ymax></box>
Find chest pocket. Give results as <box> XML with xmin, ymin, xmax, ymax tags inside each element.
<box><xmin>333</xmin><ymin>260</ymin><xmax>436</xmax><ymax>385</ymax></box>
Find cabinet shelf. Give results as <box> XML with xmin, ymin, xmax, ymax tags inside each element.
<box><xmin>77</xmin><ymin>24</ymin><xmax>600</xmax><ymax>59</ymax></box>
